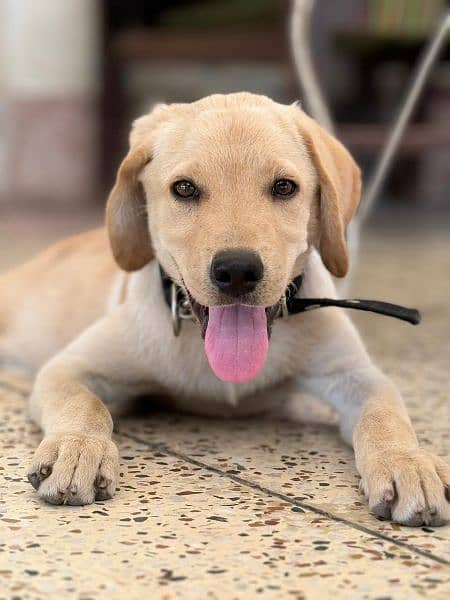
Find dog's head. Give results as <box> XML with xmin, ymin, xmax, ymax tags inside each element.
<box><xmin>106</xmin><ymin>93</ymin><xmax>361</xmax><ymax>383</ymax></box>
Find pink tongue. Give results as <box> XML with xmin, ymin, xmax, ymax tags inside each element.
<box><xmin>205</xmin><ymin>305</ymin><xmax>269</xmax><ymax>383</ymax></box>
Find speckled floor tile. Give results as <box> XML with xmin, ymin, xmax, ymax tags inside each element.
<box><xmin>117</xmin><ymin>412</ymin><xmax>450</xmax><ymax>562</ymax></box>
<box><xmin>1</xmin><ymin>381</ymin><xmax>450</xmax><ymax>600</ymax></box>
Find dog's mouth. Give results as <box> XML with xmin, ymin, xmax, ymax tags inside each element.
<box><xmin>187</xmin><ymin>293</ymin><xmax>281</xmax><ymax>384</ymax></box>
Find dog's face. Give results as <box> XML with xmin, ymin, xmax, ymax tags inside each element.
<box><xmin>107</xmin><ymin>93</ymin><xmax>361</xmax><ymax>382</ymax></box>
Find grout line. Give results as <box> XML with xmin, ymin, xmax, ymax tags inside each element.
<box><xmin>3</xmin><ymin>380</ymin><xmax>449</xmax><ymax>567</ymax></box>
<box><xmin>119</xmin><ymin>429</ymin><xmax>450</xmax><ymax>567</ymax></box>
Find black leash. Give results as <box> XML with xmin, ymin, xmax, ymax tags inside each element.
<box><xmin>286</xmin><ymin>296</ymin><xmax>420</xmax><ymax>325</ymax></box>
<box><xmin>159</xmin><ymin>266</ymin><xmax>421</xmax><ymax>332</ymax></box>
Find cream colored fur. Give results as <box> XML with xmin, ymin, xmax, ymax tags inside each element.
<box><xmin>1</xmin><ymin>93</ymin><xmax>448</xmax><ymax>525</ymax></box>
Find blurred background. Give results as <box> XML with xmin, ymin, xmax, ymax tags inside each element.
<box><xmin>0</xmin><ymin>0</ymin><xmax>449</xmax><ymax>271</ymax></box>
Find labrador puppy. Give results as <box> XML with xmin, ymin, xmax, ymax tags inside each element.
<box><xmin>1</xmin><ymin>93</ymin><xmax>449</xmax><ymax>525</ymax></box>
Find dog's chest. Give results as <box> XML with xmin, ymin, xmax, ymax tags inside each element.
<box><xmin>129</xmin><ymin>264</ymin><xmax>322</xmax><ymax>416</ymax></box>
<box><xmin>139</xmin><ymin>313</ymin><xmax>306</xmax><ymax>416</ymax></box>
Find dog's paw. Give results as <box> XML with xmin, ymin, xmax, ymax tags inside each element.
<box><xmin>359</xmin><ymin>448</ymin><xmax>450</xmax><ymax>527</ymax></box>
<box><xmin>27</xmin><ymin>434</ymin><xmax>119</xmax><ymax>506</ymax></box>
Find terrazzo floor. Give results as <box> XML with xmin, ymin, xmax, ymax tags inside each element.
<box><xmin>0</xmin><ymin>215</ymin><xmax>449</xmax><ymax>599</ymax></box>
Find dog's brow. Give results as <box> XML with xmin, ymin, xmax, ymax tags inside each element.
<box><xmin>162</xmin><ymin>163</ymin><xmax>199</xmax><ymax>188</ymax></box>
<box><xmin>269</xmin><ymin>159</ymin><xmax>302</xmax><ymax>182</ymax></box>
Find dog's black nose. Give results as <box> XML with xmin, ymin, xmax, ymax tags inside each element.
<box><xmin>210</xmin><ymin>249</ymin><xmax>264</xmax><ymax>297</ymax></box>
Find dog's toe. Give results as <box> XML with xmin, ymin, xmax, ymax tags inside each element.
<box><xmin>371</xmin><ymin>495</ymin><xmax>395</xmax><ymax>521</ymax></box>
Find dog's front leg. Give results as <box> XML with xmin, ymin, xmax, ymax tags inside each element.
<box><xmin>301</xmin><ymin>365</ymin><xmax>450</xmax><ymax>526</ymax></box>
<box><xmin>27</xmin><ymin>309</ymin><xmax>149</xmax><ymax>506</ymax></box>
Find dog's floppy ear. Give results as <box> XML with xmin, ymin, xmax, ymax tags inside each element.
<box><xmin>297</xmin><ymin>112</ymin><xmax>362</xmax><ymax>277</ymax></box>
<box><xmin>106</xmin><ymin>106</ymin><xmax>171</xmax><ymax>271</ymax></box>
<box><xmin>106</xmin><ymin>104</ymin><xmax>175</xmax><ymax>271</ymax></box>
<box><xmin>106</xmin><ymin>143</ymin><xmax>153</xmax><ymax>271</ymax></box>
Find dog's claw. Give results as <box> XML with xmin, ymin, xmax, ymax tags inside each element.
<box><xmin>370</xmin><ymin>485</ymin><xmax>396</xmax><ymax>520</ymax></box>
<box><xmin>95</xmin><ymin>475</ymin><xmax>109</xmax><ymax>489</ymax></box>
<box><xmin>94</xmin><ymin>475</ymin><xmax>113</xmax><ymax>501</ymax></box>
<box><xmin>27</xmin><ymin>472</ymin><xmax>41</xmax><ymax>490</ymax></box>
<box><xmin>371</xmin><ymin>500</ymin><xmax>392</xmax><ymax>520</ymax></box>
<box><xmin>27</xmin><ymin>464</ymin><xmax>52</xmax><ymax>490</ymax></box>
<box><xmin>383</xmin><ymin>488</ymin><xmax>395</xmax><ymax>503</ymax></box>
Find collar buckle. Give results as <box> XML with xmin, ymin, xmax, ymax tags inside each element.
<box><xmin>171</xmin><ymin>283</ymin><xmax>194</xmax><ymax>336</ymax></box>
<box><xmin>279</xmin><ymin>294</ymin><xmax>289</xmax><ymax>320</ymax></box>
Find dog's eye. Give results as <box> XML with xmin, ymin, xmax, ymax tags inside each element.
<box><xmin>172</xmin><ymin>180</ymin><xmax>199</xmax><ymax>200</ymax></box>
<box><xmin>272</xmin><ymin>179</ymin><xmax>298</xmax><ymax>199</ymax></box>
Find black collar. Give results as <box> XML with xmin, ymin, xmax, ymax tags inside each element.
<box><xmin>159</xmin><ymin>265</ymin><xmax>420</xmax><ymax>336</ymax></box>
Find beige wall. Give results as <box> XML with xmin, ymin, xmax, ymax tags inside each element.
<box><xmin>0</xmin><ymin>0</ymin><xmax>101</xmax><ymax>209</ymax></box>
<box><xmin>3</xmin><ymin>0</ymin><xmax>99</xmax><ymax>98</ymax></box>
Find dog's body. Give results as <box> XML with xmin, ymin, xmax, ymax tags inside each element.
<box><xmin>1</xmin><ymin>93</ymin><xmax>449</xmax><ymax>525</ymax></box>
<box><xmin>1</xmin><ymin>228</ymin><xmax>366</xmax><ymax>417</ymax></box>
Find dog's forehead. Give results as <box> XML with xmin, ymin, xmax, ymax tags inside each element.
<box><xmin>152</xmin><ymin>103</ymin><xmax>312</xmax><ymax>176</ymax></box>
